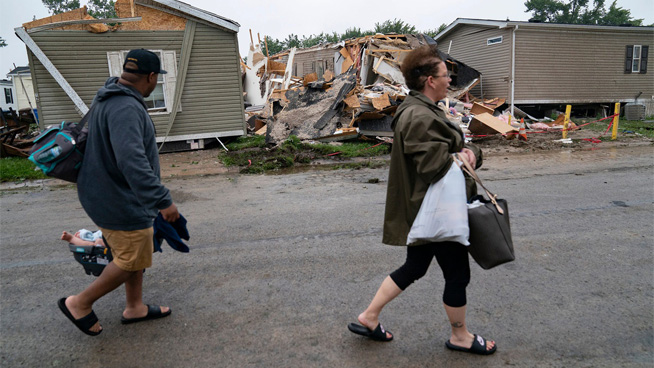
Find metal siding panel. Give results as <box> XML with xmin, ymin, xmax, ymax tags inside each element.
<box><xmin>514</xmin><ymin>28</ymin><xmax>654</xmax><ymax>103</ymax></box>
<box><xmin>29</xmin><ymin>31</ymin><xmax>184</xmax><ymax>127</ymax></box>
<box><xmin>170</xmin><ymin>23</ymin><xmax>245</xmax><ymax>136</ymax></box>
<box><xmin>437</xmin><ymin>26</ymin><xmax>512</xmax><ymax>99</ymax></box>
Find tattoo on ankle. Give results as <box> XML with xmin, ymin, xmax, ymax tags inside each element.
<box><xmin>450</xmin><ymin>321</ymin><xmax>464</xmax><ymax>328</ymax></box>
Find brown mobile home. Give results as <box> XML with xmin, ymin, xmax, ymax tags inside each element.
<box><xmin>16</xmin><ymin>0</ymin><xmax>246</xmax><ymax>150</ymax></box>
<box><xmin>435</xmin><ymin>18</ymin><xmax>654</xmax><ymax>115</ymax></box>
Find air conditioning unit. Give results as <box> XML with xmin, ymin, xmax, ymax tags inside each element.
<box><xmin>624</xmin><ymin>103</ymin><xmax>645</xmax><ymax>121</ymax></box>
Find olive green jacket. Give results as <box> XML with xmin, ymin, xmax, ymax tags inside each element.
<box><xmin>382</xmin><ymin>91</ymin><xmax>483</xmax><ymax>246</ymax></box>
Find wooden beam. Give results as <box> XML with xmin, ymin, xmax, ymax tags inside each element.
<box><xmin>15</xmin><ymin>27</ymin><xmax>88</xmax><ymax>116</ymax></box>
<box><xmin>26</xmin><ymin>17</ymin><xmax>142</xmax><ymax>33</ymax></box>
<box><xmin>366</xmin><ymin>49</ymin><xmax>412</xmax><ymax>54</ymax></box>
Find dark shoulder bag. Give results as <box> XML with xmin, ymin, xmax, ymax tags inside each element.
<box><xmin>457</xmin><ymin>153</ymin><xmax>515</xmax><ymax>270</ymax></box>
<box><xmin>28</xmin><ymin>106</ymin><xmax>94</xmax><ymax>183</ymax></box>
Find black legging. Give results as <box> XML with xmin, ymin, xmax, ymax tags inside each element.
<box><xmin>389</xmin><ymin>241</ymin><xmax>470</xmax><ymax>308</ymax></box>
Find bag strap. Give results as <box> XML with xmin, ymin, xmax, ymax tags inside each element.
<box><xmin>455</xmin><ymin>153</ymin><xmax>504</xmax><ymax>215</ymax></box>
<box><xmin>76</xmin><ymin>103</ymin><xmax>96</xmax><ymax>130</ymax></box>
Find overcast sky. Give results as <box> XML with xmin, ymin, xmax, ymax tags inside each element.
<box><xmin>1</xmin><ymin>0</ymin><xmax>652</xmax><ymax>77</ymax></box>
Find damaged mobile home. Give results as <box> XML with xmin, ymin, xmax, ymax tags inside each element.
<box><xmin>242</xmin><ymin>33</ymin><xmax>484</xmax><ymax>145</ymax></box>
<box><xmin>15</xmin><ymin>0</ymin><xmax>246</xmax><ymax>151</ymax></box>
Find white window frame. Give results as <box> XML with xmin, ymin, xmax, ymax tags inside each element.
<box><xmin>4</xmin><ymin>88</ymin><xmax>13</xmax><ymax>104</ymax></box>
<box><xmin>106</xmin><ymin>49</ymin><xmax>180</xmax><ymax>115</ymax></box>
<box><xmin>487</xmin><ymin>36</ymin><xmax>503</xmax><ymax>46</ymax></box>
<box><xmin>632</xmin><ymin>45</ymin><xmax>642</xmax><ymax>73</ymax></box>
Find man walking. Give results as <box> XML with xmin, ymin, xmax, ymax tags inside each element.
<box><xmin>58</xmin><ymin>49</ymin><xmax>179</xmax><ymax>335</ymax></box>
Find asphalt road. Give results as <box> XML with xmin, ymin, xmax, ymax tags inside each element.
<box><xmin>1</xmin><ymin>144</ymin><xmax>653</xmax><ymax>367</ymax></box>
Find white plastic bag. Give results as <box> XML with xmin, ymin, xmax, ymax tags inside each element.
<box><xmin>406</xmin><ymin>161</ymin><xmax>470</xmax><ymax>245</ymax></box>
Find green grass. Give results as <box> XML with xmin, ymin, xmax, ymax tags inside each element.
<box><xmin>582</xmin><ymin>118</ymin><xmax>654</xmax><ymax>139</ymax></box>
<box><xmin>218</xmin><ymin>135</ymin><xmax>391</xmax><ymax>173</ymax></box>
<box><xmin>0</xmin><ymin>157</ymin><xmax>47</xmax><ymax>182</ymax></box>
<box><xmin>225</xmin><ymin>135</ymin><xmax>267</xmax><ymax>151</ymax></box>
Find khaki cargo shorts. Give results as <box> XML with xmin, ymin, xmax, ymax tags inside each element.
<box><xmin>99</xmin><ymin>227</ymin><xmax>153</xmax><ymax>271</ymax></box>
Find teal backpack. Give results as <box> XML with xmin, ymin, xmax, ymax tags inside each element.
<box><xmin>28</xmin><ymin>106</ymin><xmax>93</xmax><ymax>183</ymax></box>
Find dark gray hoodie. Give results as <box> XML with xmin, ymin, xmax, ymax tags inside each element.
<box><xmin>78</xmin><ymin>77</ymin><xmax>172</xmax><ymax>231</ymax></box>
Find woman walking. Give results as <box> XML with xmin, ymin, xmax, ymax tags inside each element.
<box><xmin>347</xmin><ymin>45</ymin><xmax>496</xmax><ymax>355</ymax></box>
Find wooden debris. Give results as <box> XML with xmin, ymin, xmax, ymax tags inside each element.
<box><xmin>468</xmin><ymin>113</ymin><xmax>517</xmax><ymax>135</ymax></box>
<box><xmin>372</xmin><ymin>93</ymin><xmax>391</xmax><ymax>110</ymax></box>
<box><xmin>343</xmin><ymin>94</ymin><xmax>361</xmax><ymax>109</ymax></box>
<box><xmin>470</xmin><ymin>102</ymin><xmax>494</xmax><ymax>115</ymax></box>
<box><xmin>323</xmin><ymin>70</ymin><xmax>334</xmax><ymax>82</ymax></box>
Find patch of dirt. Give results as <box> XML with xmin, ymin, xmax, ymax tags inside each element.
<box><xmin>471</xmin><ymin>128</ymin><xmax>652</xmax><ymax>155</ymax></box>
<box><xmin>159</xmin><ymin>149</ymin><xmax>234</xmax><ymax>179</ymax></box>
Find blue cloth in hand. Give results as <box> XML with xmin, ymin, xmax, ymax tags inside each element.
<box><xmin>153</xmin><ymin>213</ymin><xmax>190</xmax><ymax>253</ymax></box>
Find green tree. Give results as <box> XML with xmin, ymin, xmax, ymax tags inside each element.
<box><xmin>283</xmin><ymin>34</ymin><xmax>302</xmax><ymax>49</ymax></box>
<box><xmin>263</xmin><ymin>19</ymin><xmax>445</xmax><ymax>55</ymax></box>
<box><xmin>341</xmin><ymin>27</ymin><xmax>370</xmax><ymax>40</ymax></box>
<box><xmin>602</xmin><ymin>0</ymin><xmax>643</xmax><ymax>25</ymax></box>
<box><xmin>87</xmin><ymin>0</ymin><xmax>116</xmax><ymax>19</ymax></box>
<box><xmin>301</xmin><ymin>33</ymin><xmax>329</xmax><ymax>48</ymax></box>
<box><xmin>524</xmin><ymin>0</ymin><xmax>643</xmax><ymax>25</ymax></box>
<box><xmin>42</xmin><ymin>0</ymin><xmax>80</xmax><ymax>14</ymax></box>
<box><xmin>0</xmin><ymin>37</ymin><xmax>7</xmax><ymax>47</ymax></box>
<box><xmin>42</xmin><ymin>0</ymin><xmax>116</xmax><ymax>18</ymax></box>
<box><xmin>374</xmin><ymin>18</ymin><xmax>417</xmax><ymax>34</ymax></box>
<box><xmin>263</xmin><ymin>37</ymin><xmax>284</xmax><ymax>56</ymax></box>
<box><xmin>424</xmin><ymin>23</ymin><xmax>448</xmax><ymax>38</ymax></box>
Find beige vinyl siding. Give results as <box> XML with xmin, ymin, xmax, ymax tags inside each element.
<box><xmin>437</xmin><ymin>26</ymin><xmax>512</xmax><ymax>100</ymax></box>
<box><xmin>28</xmin><ymin>30</ymin><xmax>184</xmax><ymax>129</ymax></box>
<box><xmin>514</xmin><ymin>28</ymin><xmax>654</xmax><ymax>103</ymax></box>
<box><xmin>28</xmin><ymin>26</ymin><xmax>245</xmax><ymax>138</ymax></box>
<box><xmin>166</xmin><ymin>22</ymin><xmax>245</xmax><ymax>136</ymax></box>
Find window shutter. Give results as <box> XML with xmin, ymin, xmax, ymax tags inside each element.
<box><xmin>107</xmin><ymin>51</ymin><xmax>122</xmax><ymax>77</ymax></box>
<box><xmin>640</xmin><ymin>45</ymin><xmax>648</xmax><ymax>74</ymax></box>
<box><xmin>161</xmin><ymin>50</ymin><xmax>180</xmax><ymax>112</ymax></box>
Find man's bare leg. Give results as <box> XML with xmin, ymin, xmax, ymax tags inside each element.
<box><xmin>64</xmin><ymin>262</ymin><xmax>135</xmax><ymax>333</ymax></box>
<box><xmin>122</xmin><ymin>269</ymin><xmax>169</xmax><ymax>319</ymax></box>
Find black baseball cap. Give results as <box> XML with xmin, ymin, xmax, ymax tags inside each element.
<box><xmin>123</xmin><ymin>49</ymin><xmax>167</xmax><ymax>75</ymax></box>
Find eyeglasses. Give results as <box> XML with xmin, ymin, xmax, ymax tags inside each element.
<box><xmin>433</xmin><ymin>72</ymin><xmax>452</xmax><ymax>79</ymax></box>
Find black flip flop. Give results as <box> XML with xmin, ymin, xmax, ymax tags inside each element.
<box><xmin>347</xmin><ymin>322</ymin><xmax>393</xmax><ymax>341</ymax></box>
<box><xmin>57</xmin><ymin>297</ymin><xmax>102</xmax><ymax>336</ymax></box>
<box><xmin>445</xmin><ymin>334</ymin><xmax>496</xmax><ymax>355</ymax></box>
<box><xmin>121</xmin><ymin>304</ymin><xmax>171</xmax><ymax>324</ymax></box>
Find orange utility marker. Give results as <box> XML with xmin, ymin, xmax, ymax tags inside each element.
<box><xmin>562</xmin><ymin>105</ymin><xmax>572</xmax><ymax>139</ymax></box>
<box><xmin>518</xmin><ymin>118</ymin><xmax>528</xmax><ymax>141</ymax></box>
<box><xmin>611</xmin><ymin>103</ymin><xmax>620</xmax><ymax>140</ymax></box>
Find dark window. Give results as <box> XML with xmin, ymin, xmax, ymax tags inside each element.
<box><xmin>4</xmin><ymin>88</ymin><xmax>12</xmax><ymax>104</ymax></box>
<box><xmin>626</xmin><ymin>45</ymin><xmax>648</xmax><ymax>74</ymax></box>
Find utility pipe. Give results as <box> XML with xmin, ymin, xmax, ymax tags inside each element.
<box><xmin>511</xmin><ymin>25</ymin><xmax>518</xmax><ymax>117</ymax></box>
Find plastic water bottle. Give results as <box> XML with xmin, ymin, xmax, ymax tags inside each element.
<box><xmin>37</xmin><ymin>146</ymin><xmax>62</xmax><ymax>162</ymax></box>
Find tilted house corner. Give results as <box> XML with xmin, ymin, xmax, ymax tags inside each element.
<box><xmin>16</xmin><ymin>0</ymin><xmax>246</xmax><ymax>151</ymax></box>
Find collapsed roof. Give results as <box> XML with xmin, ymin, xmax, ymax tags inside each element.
<box><xmin>242</xmin><ymin>33</ymin><xmax>482</xmax><ymax>145</ymax></box>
